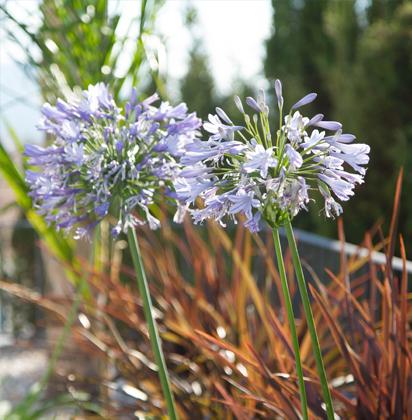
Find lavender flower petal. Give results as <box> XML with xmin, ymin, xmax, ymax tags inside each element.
<box><xmin>274</xmin><ymin>79</ymin><xmax>284</xmax><ymax>109</ymax></box>
<box><xmin>292</xmin><ymin>93</ymin><xmax>317</xmax><ymax>110</ymax></box>
<box><xmin>26</xmin><ymin>83</ymin><xmax>201</xmax><ymax>238</ymax></box>
<box><xmin>245</xmin><ymin>96</ymin><xmax>262</xmax><ymax>112</ymax></box>
<box><xmin>315</xmin><ymin>120</ymin><xmax>342</xmax><ymax>131</ymax></box>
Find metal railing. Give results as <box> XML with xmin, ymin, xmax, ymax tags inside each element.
<box><xmin>0</xmin><ymin>222</ymin><xmax>411</xmax><ymax>337</ymax></box>
<box><xmin>280</xmin><ymin>226</ymin><xmax>412</xmax><ymax>275</ymax></box>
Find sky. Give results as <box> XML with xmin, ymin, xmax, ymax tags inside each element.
<box><xmin>158</xmin><ymin>0</ymin><xmax>272</xmax><ymax>93</ymax></box>
<box><xmin>0</xmin><ymin>0</ymin><xmax>272</xmax><ymax>148</ymax></box>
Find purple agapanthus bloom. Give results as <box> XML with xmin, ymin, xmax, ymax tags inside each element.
<box><xmin>25</xmin><ymin>83</ymin><xmax>201</xmax><ymax>239</ymax></box>
<box><xmin>174</xmin><ymin>79</ymin><xmax>369</xmax><ymax>232</ymax></box>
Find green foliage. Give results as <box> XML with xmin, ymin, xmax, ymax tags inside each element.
<box><xmin>0</xmin><ymin>2</ymin><xmax>165</xmax><ymax>415</ymax></box>
<box><xmin>179</xmin><ymin>6</ymin><xmax>216</xmax><ymax>120</ymax></box>
<box><xmin>264</xmin><ymin>0</ymin><xmax>333</xmax><ymax>112</ymax></box>
<box><xmin>264</xmin><ymin>0</ymin><xmax>412</xmax><ymax>248</ymax></box>
<box><xmin>0</xmin><ymin>0</ymin><xmax>166</xmax><ymax>283</ymax></box>
<box><xmin>1</xmin><ymin>0</ymin><xmax>164</xmax><ymax>102</ymax></box>
<box><xmin>0</xmin><ymin>140</ymin><xmax>74</xmax><ymax>265</ymax></box>
<box><xmin>347</xmin><ymin>2</ymin><xmax>412</xmax><ymax>247</ymax></box>
<box><xmin>180</xmin><ymin>46</ymin><xmax>216</xmax><ymax>120</ymax></box>
<box><xmin>4</xmin><ymin>388</ymin><xmax>100</xmax><ymax>420</ymax></box>
<box><xmin>180</xmin><ymin>48</ymin><xmax>254</xmax><ymax>123</ymax></box>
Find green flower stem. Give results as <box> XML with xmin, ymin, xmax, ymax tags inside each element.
<box><xmin>127</xmin><ymin>228</ymin><xmax>178</xmax><ymax>420</ymax></box>
<box><xmin>272</xmin><ymin>229</ymin><xmax>309</xmax><ymax>420</ymax></box>
<box><xmin>284</xmin><ymin>218</ymin><xmax>335</xmax><ymax>419</ymax></box>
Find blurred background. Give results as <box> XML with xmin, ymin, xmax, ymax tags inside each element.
<box><xmin>2</xmin><ymin>0</ymin><xmax>411</xmax><ymax>246</ymax></box>
<box><xmin>0</xmin><ymin>0</ymin><xmax>411</xmax><ymax>418</ymax></box>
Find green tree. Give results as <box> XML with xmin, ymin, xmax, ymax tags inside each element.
<box><xmin>347</xmin><ymin>3</ymin><xmax>412</xmax><ymax>243</ymax></box>
<box><xmin>180</xmin><ymin>45</ymin><xmax>216</xmax><ymax>120</ymax></box>
<box><xmin>264</xmin><ymin>0</ymin><xmax>334</xmax><ymax>115</ymax></box>
<box><xmin>179</xmin><ymin>6</ymin><xmax>216</xmax><ymax>120</ymax></box>
<box><xmin>264</xmin><ymin>0</ymin><xmax>412</xmax><ymax>248</ymax></box>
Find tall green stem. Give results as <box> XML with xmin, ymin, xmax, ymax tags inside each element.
<box><xmin>284</xmin><ymin>218</ymin><xmax>335</xmax><ymax>419</ymax></box>
<box><xmin>272</xmin><ymin>229</ymin><xmax>308</xmax><ymax>420</ymax></box>
<box><xmin>127</xmin><ymin>228</ymin><xmax>178</xmax><ymax>420</ymax></box>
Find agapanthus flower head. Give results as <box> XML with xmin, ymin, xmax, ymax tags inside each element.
<box><xmin>174</xmin><ymin>79</ymin><xmax>369</xmax><ymax>232</ymax></box>
<box><xmin>25</xmin><ymin>83</ymin><xmax>201</xmax><ymax>239</ymax></box>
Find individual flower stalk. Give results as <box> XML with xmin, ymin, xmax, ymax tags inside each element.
<box><xmin>176</xmin><ymin>80</ymin><xmax>369</xmax><ymax>419</ymax></box>
<box><xmin>25</xmin><ymin>83</ymin><xmax>201</xmax><ymax>419</ymax></box>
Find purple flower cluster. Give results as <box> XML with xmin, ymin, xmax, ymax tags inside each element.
<box><xmin>174</xmin><ymin>80</ymin><xmax>370</xmax><ymax>232</ymax></box>
<box><xmin>25</xmin><ymin>83</ymin><xmax>201</xmax><ymax>239</ymax></box>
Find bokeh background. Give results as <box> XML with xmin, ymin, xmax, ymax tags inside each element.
<box><xmin>2</xmin><ymin>0</ymin><xmax>411</xmax><ymax>247</ymax></box>
<box><xmin>0</xmin><ymin>0</ymin><xmax>411</xmax><ymax>418</ymax></box>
